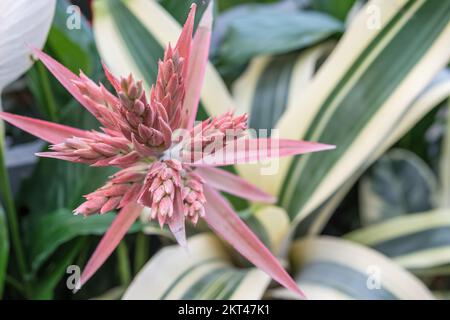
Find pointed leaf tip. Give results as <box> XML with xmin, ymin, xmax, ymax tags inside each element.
<box><xmin>182</xmin><ymin>0</ymin><xmax>214</xmax><ymax>129</ymax></box>
<box><xmin>29</xmin><ymin>48</ymin><xmax>100</xmax><ymax>117</ymax></box>
<box><xmin>189</xmin><ymin>138</ymin><xmax>336</xmax><ymax>166</ymax></box>
<box><xmin>79</xmin><ymin>203</ymin><xmax>142</xmax><ymax>287</ymax></box>
<box><xmin>203</xmin><ymin>186</ymin><xmax>305</xmax><ymax>298</ymax></box>
<box><xmin>0</xmin><ymin>112</ymin><xmax>87</xmax><ymax>144</ymax></box>
<box><xmin>175</xmin><ymin>3</ymin><xmax>196</xmax><ymax>78</ymax></box>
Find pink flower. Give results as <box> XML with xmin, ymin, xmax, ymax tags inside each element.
<box><xmin>0</xmin><ymin>3</ymin><xmax>334</xmax><ymax>297</ymax></box>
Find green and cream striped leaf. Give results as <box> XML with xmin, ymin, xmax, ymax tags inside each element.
<box><xmin>296</xmin><ymin>70</ymin><xmax>450</xmax><ymax>236</ymax></box>
<box><xmin>92</xmin><ymin>0</ymin><xmax>233</xmax><ymax>118</ymax></box>
<box><xmin>0</xmin><ymin>206</ymin><xmax>8</xmax><ymax>298</ymax></box>
<box><xmin>233</xmin><ymin>41</ymin><xmax>335</xmax><ymax>132</ymax></box>
<box><xmin>440</xmin><ymin>97</ymin><xmax>450</xmax><ymax>208</ymax></box>
<box><xmin>123</xmin><ymin>206</ymin><xmax>289</xmax><ymax>299</ymax></box>
<box><xmin>271</xmin><ymin>236</ymin><xmax>433</xmax><ymax>300</ymax></box>
<box><xmin>345</xmin><ymin>209</ymin><xmax>450</xmax><ymax>274</ymax></box>
<box><xmin>123</xmin><ymin>233</ymin><xmax>271</xmax><ymax>300</ymax></box>
<box><xmin>275</xmin><ymin>0</ymin><xmax>450</xmax><ymax>227</ymax></box>
<box><xmin>229</xmin><ymin>0</ymin><xmax>450</xmax><ymax>226</ymax></box>
<box><xmin>233</xmin><ymin>42</ymin><xmax>335</xmax><ymax>190</ymax></box>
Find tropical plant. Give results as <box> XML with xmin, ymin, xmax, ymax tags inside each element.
<box><xmin>0</xmin><ymin>0</ymin><xmax>56</xmax><ymax>298</ymax></box>
<box><xmin>0</xmin><ymin>1</ymin><xmax>338</xmax><ymax>298</ymax></box>
<box><xmin>1</xmin><ymin>0</ymin><xmax>450</xmax><ymax>300</ymax></box>
<box><xmin>90</xmin><ymin>0</ymin><xmax>450</xmax><ymax>299</ymax></box>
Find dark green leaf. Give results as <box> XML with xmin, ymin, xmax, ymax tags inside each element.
<box><xmin>0</xmin><ymin>206</ymin><xmax>8</xmax><ymax>298</ymax></box>
<box><xmin>46</xmin><ymin>26</ymin><xmax>92</xmax><ymax>75</ymax></box>
<box><xmin>26</xmin><ymin>0</ymin><xmax>100</xmax><ymax>122</ymax></box>
<box><xmin>217</xmin><ymin>0</ymin><xmax>277</xmax><ymax>12</ymax></box>
<box><xmin>310</xmin><ymin>0</ymin><xmax>357</xmax><ymax>21</ymax></box>
<box><xmin>18</xmin><ymin>158</ymin><xmax>114</xmax><ymax>218</ymax></box>
<box><xmin>214</xmin><ymin>4</ymin><xmax>342</xmax><ymax>69</ymax></box>
<box><xmin>31</xmin><ymin>238</ymin><xmax>86</xmax><ymax>299</ymax></box>
<box><xmin>50</xmin><ymin>0</ymin><xmax>97</xmax><ymax>71</ymax></box>
<box><xmin>24</xmin><ymin>208</ymin><xmax>142</xmax><ymax>272</ymax></box>
<box><xmin>159</xmin><ymin>0</ymin><xmax>208</xmax><ymax>27</ymax></box>
<box><xmin>249</xmin><ymin>53</ymin><xmax>298</xmax><ymax>132</ymax></box>
<box><xmin>359</xmin><ymin>149</ymin><xmax>438</xmax><ymax>226</ymax></box>
<box><xmin>280</xmin><ymin>0</ymin><xmax>450</xmax><ymax>220</ymax></box>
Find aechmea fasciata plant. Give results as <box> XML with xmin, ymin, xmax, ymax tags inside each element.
<box><xmin>0</xmin><ymin>3</ymin><xmax>334</xmax><ymax>297</ymax></box>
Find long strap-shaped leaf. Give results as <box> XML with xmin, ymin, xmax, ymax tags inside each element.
<box><xmin>441</xmin><ymin>96</ymin><xmax>450</xmax><ymax>208</ymax></box>
<box><xmin>31</xmin><ymin>48</ymin><xmax>100</xmax><ymax>117</ymax></box>
<box><xmin>234</xmin><ymin>0</ymin><xmax>450</xmax><ymax>224</ymax></box>
<box><xmin>203</xmin><ymin>186</ymin><xmax>304</xmax><ymax>298</ymax></box>
<box><xmin>123</xmin><ymin>233</ymin><xmax>271</xmax><ymax>300</ymax></box>
<box><xmin>0</xmin><ymin>207</ymin><xmax>8</xmax><ymax>298</ymax></box>
<box><xmin>275</xmin><ymin>0</ymin><xmax>450</xmax><ymax>224</ymax></box>
<box><xmin>233</xmin><ymin>41</ymin><xmax>336</xmax><ymax>133</ymax></box>
<box><xmin>233</xmin><ymin>42</ymin><xmax>335</xmax><ymax>195</ymax></box>
<box><xmin>189</xmin><ymin>138</ymin><xmax>334</xmax><ymax>166</ymax></box>
<box><xmin>276</xmin><ymin>236</ymin><xmax>434</xmax><ymax>300</ymax></box>
<box><xmin>196</xmin><ymin>166</ymin><xmax>276</xmax><ymax>203</ymax></box>
<box><xmin>182</xmin><ymin>1</ymin><xmax>213</xmax><ymax>129</ymax></box>
<box><xmin>297</xmin><ymin>70</ymin><xmax>450</xmax><ymax>236</ymax></box>
<box><xmin>0</xmin><ymin>112</ymin><xmax>87</xmax><ymax>144</ymax></box>
<box><xmin>123</xmin><ymin>206</ymin><xmax>289</xmax><ymax>299</ymax></box>
<box><xmin>345</xmin><ymin>209</ymin><xmax>450</xmax><ymax>273</ymax></box>
<box><xmin>79</xmin><ymin>203</ymin><xmax>143</xmax><ymax>288</ymax></box>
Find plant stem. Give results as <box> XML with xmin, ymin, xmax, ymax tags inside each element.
<box><xmin>5</xmin><ymin>275</ymin><xmax>25</xmax><ymax>294</ymax></box>
<box><xmin>36</xmin><ymin>61</ymin><xmax>59</xmax><ymax>122</ymax></box>
<box><xmin>0</xmin><ymin>144</ymin><xmax>31</xmax><ymax>297</ymax></box>
<box><xmin>116</xmin><ymin>241</ymin><xmax>131</xmax><ymax>286</ymax></box>
<box><xmin>134</xmin><ymin>233</ymin><xmax>149</xmax><ymax>274</ymax></box>
<box><xmin>76</xmin><ymin>238</ymin><xmax>92</xmax><ymax>268</ymax></box>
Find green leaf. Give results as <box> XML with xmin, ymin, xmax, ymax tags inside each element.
<box><xmin>310</xmin><ymin>0</ymin><xmax>357</xmax><ymax>21</ymax></box>
<box><xmin>47</xmin><ymin>0</ymin><xmax>96</xmax><ymax>74</ymax></box>
<box><xmin>345</xmin><ymin>209</ymin><xmax>450</xmax><ymax>275</ymax></box>
<box><xmin>123</xmin><ymin>233</ymin><xmax>270</xmax><ymax>299</ymax></box>
<box><xmin>18</xmin><ymin>99</ymin><xmax>113</xmax><ymax>216</ymax></box>
<box><xmin>27</xmin><ymin>61</ymin><xmax>59</xmax><ymax>122</ymax></box>
<box><xmin>159</xmin><ymin>0</ymin><xmax>207</xmax><ymax>26</ymax></box>
<box><xmin>233</xmin><ymin>41</ymin><xmax>334</xmax><ymax>134</ymax></box>
<box><xmin>279</xmin><ymin>236</ymin><xmax>434</xmax><ymax>299</ymax></box>
<box><xmin>275</xmin><ymin>0</ymin><xmax>450</xmax><ymax>224</ymax></box>
<box><xmin>31</xmin><ymin>238</ymin><xmax>86</xmax><ymax>299</ymax></box>
<box><xmin>440</xmin><ymin>99</ymin><xmax>450</xmax><ymax>208</ymax></box>
<box><xmin>215</xmin><ymin>4</ymin><xmax>343</xmax><ymax>70</ymax></box>
<box><xmin>217</xmin><ymin>0</ymin><xmax>277</xmax><ymax>12</ymax></box>
<box><xmin>19</xmin><ymin>159</ymin><xmax>114</xmax><ymax>218</ymax></box>
<box><xmin>46</xmin><ymin>26</ymin><xmax>92</xmax><ymax>75</ymax></box>
<box><xmin>290</xmin><ymin>69</ymin><xmax>450</xmax><ymax>237</ymax></box>
<box><xmin>26</xmin><ymin>0</ymin><xmax>100</xmax><ymax>122</ymax></box>
<box><xmin>124</xmin><ymin>207</ymin><xmax>288</xmax><ymax>299</ymax></box>
<box><xmin>23</xmin><ymin>208</ymin><xmax>142</xmax><ymax>272</ymax></box>
<box><xmin>359</xmin><ymin>149</ymin><xmax>438</xmax><ymax>226</ymax></box>
<box><xmin>246</xmin><ymin>53</ymin><xmax>298</xmax><ymax>132</ymax></box>
<box><xmin>0</xmin><ymin>206</ymin><xmax>8</xmax><ymax>298</ymax></box>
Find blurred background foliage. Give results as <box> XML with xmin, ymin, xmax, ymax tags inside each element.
<box><xmin>1</xmin><ymin>0</ymin><xmax>450</xmax><ymax>299</ymax></box>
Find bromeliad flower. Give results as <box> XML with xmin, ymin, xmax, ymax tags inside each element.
<box><xmin>0</xmin><ymin>3</ymin><xmax>334</xmax><ymax>296</ymax></box>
